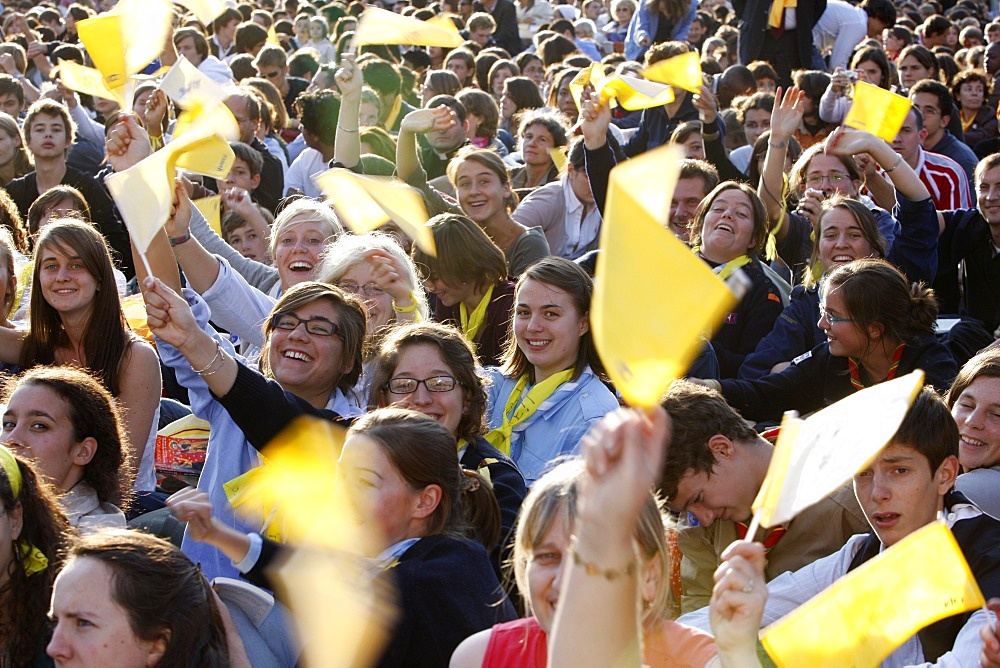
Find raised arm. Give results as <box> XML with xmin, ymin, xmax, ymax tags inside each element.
<box><xmin>825</xmin><ymin>126</ymin><xmax>932</xmax><ymax>203</ymax></box>
<box><xmin>333</xmin><ymin>54</ymin><xmax>362</xmax><ymax>169</ymax></box>
<box><xmin>759</xmin><ymin>87</ymin><xmax>806</xmax><ymax>242</ymax></box>
<box><xmin>710</xmin><ymin>540</ymin><xmax>768</xmax><ymax>668</ymax></box>
<box><xmin>395</xmin><ymin>106</ymin><xmax>457</xmax><ymax>183</ymax></box>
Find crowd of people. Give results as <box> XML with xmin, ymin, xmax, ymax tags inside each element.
<box><xmin>2</xmin><ymin>0</ymin><xmax>1000</xmax><ymax>665</ymax></box>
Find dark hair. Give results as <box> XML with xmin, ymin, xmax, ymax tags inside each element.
<box><xmin>21</xmin><ymin>222</ymin><xmax>133</xmax><ymax>397</ymax></box>
<box><xmin>0</xmin><ymin>74</ymin><xmax>24</xmax><ymax>111</ymax></box>
<box><xmin>172</xmin><ymin>27</ymin><xmax>210</xmax><ymax>62</ymax></box>
<box><xmin>3</xmin><ymin>366</ymin><xmax>133</xmax><ymax>510</ymax></box>
<box><xmin>213</xmin><ymin>7</ymin><xmax>243</xmax><ymax>33</ymax></box>
<box><xmin>899</xmin><ymin>44</ymin><xmax>941</xmax><ymax>83</ymax></box>
<box><xmin>413</xmin><ymin>213</ymin><xmax>508</xmax><ymax>294</ymax></box>
<box><xmin>539</xmin><ymin>34</ymin><xmax>578</xmax><ymax>68</ymax></box>
<box><xmin>260</xmin><ymin>281</ymin><xmax>367</xmax><ymax>394</ymax></box>
<box><xmin>946</xmin><ymin>347</ymin><xmax>1000</xmax><ymax>410</ymax></box>
<box><xmin>658</xmin><ymin>380</ymin><xmax>758</xmax><ymax>500</ymax></box>
<box><xmin>27</xmin><ymin>185</ymin><xmax>91</xmax><ymax>237</ymax></box>
<box><xmin>546</xmin><ymin>67</ymin><xmax>580</xmax><ymax>111</ymax></box>
<box><xmin>500</xmin><ymin>257</ymin><xmax>605</xmax><ymax>383</ymax></box>
<box><xmin>788</xmin><ymin>137</ymin><xmax>862</xmax><ymax>195</ymax></box>
<box><xmin>644</xmin><ymin>39</ymin><xmax>691</xmax><ymax>66</ymax></box>
<box><xmin>689</xmin><ymin>181</ymin><xmax>769</xmax><ymax>258</ymax></box>
<box><xmin>0</xmin><ymin>447</ymin><xmax>69</xmax><ymax>666</ymax></box>
<box><xmin>503</xmin><ymin>76</ymin><xmax>544</xmax><ymax>116</ymax></box>
<box><xmin>805</xmin><ymin>194</ymin><xmax>887</xmax><ymax>287</ymax></box>
<box><xmin>427</xmin><ymin>93</ymin><xmax>468</xmax><ymax>124</ymax></box>
<box><xmin>369</xmin><ymin>322</ymin><xmax>490</xmax><ymax>442</ymax></box>
<box><xmin>289</xmin><ymin>49</ymin><xmax>320</xmax><ymax>79</ymax></box>
<box><xmin>517</xmin><ymin>107</ymin><xmax>569</xmax><ymax>148</ymax></box>
<box><xmin>67</xmin><ymin>530</ymin><xmax>230</xmax><ymax>666</ymax></box>
<box><xmin>747</xmin><ymin>60</ymin><xmax>778</xmax><ymax>84</ymax></box>
<box><xmin>456</xmin><ymin>89</ymin><xmax>499</xmax><ymax>138</ymax></box>
<box><xmin>243</xmin><ymin>76</ymin><xmax>289</xmax><ymax>133</ymax></box>
<box><xmin>296</xmin><ymin>89</ymin><xmax>341</xmax><ymax>145</ymax></box>
<box><xmin>952</xmin><ymin>69</ymin><xmax>992</xmax><ymax>107</ymax></box>
<box><xmin>825</xmin><ymin>258</ymin><xmax>938</xmax><ymax>356</ymax></box>
<box><xmin>358</xmin><ymin>126</ymin><xmax>397</xmax><ymax>162</ymax></box>
<box><xmin>851</xmin><ymin>46</ymin><xmax>893</xmax><ymax>90</ymax></box>
<box><xmin>423</xmin><ymin>69</ymin><xmax>462</xmax><ymax>99</ymax></box>
<box><xmin>679</xmin><ymin>158</ymin><xmax>720</xmax><ymax>193</ymax></box>
<box><xmin>361</xmin><ymin>58</ymin><xmax>402</xmax><ymax>97</ymax></box>
<box><xmin>447</xmin><ymin>147</ymin><xmax>520</xmax><ymax>214</ymax></box>
<box><xmin>922</xmin><ymin>13</ymin><xmax>952</xmax><ymax>39</ymax></box>
<box><xmin>228</xmin><ymin>141</ymin><xmax>264</xmax><ymax>178</ymax></box>
<box><xmin>349</xmin><ymin>408</ymin><xmax>500</xmax><ymax>548</ymax></box>
<box><xmin>747</xmin><ymin>130</ymin><xmax>801</xmax><ymax>188</ymax></box>
<box><xmin>861</xmin><ymin>0</ymin><xmax>897</xmax><ymax>27</ymax></box>
<box><xmin>0</xmin><ymin>186</ymin><xmax>27</xmax><ymax>253</ymax></box>
<box><xmin>487</xmin><ymin>59</ymin><xmax>520</xmax><ymax>94</ymax></box>
<box><xmin>23</xmin><ymin>99</ymin><xmax>75</xmax><ymax>149</ymax></box>
<box><xmin>234</xmin><ymin>21</ymin><xmax>268</xmax><ymax>54</ymax></box>
<box><xmin>793</xmin><ymin>69</ymin><xmax>832</xmax><ymax>111</ymax></box>
<box><xmin>909</xmin><ymin>78</ymin><xmax>955</xmax><ymax>119</ymax></box>
<box><xmin>890</xmin><ymin>387</ymin><xmax>959</xmax><ymax>474</ymax></box>
<box><xmin>734</xmin><ymin>91</ymin><xmax>774</xmax><ymax>124</ymax></box>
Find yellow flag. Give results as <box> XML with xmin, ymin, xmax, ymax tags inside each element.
<box><xmin>75</xmin><ymin>16</ymin><xmax>127</xmax><ymax>90</ymax></box>
<box><xmin>193</xmin><ymin>195</ymin><xmax>222</xmax><ymax>236</ymax></box>
<box><xmin>179</xmin><ymin>0</ymin><xmax>230</xmax><ymax>25</ymax></box>
<box><xmin>160</xmin><ymin>55</ymin><xmax>230</xmax><ymax>111</ymax></box>
<box><xmin>314</xmin><ymin>169</ymin><xmax>436</xmax><ymax>255</ymax></box>
<box><xmin>591</xmin><ymin>144</ymin><xmax>737</xmax><ymax>406</ymax></box>
<box><xmin>173</xmin><ymin>102</ymin><xmax>240</xmax><ymax>142</ymax></box>
<box><xmin>105</xmin><ymin>125</ymin><xmax>235</xmax><ymax>253</ymax></box>
<box><xmin>108</xmin><ymin>0</ymin><xmax>174</xmax><ymax>76</ymax></box>
<box><xmin>230</xmin><ymin>416</ymin><xmax>396</xmax><ymax>666</ymax></box>
<box><xmin>54</xmin><ymin>60</ymin><xmax>127</xmax><ymax>107</ymax></box>
<box><xmin>752</xmin><ymin>371</ymin><xmax>924</xmax><ymax>528</ymax></box>
<box><xmin>844</xmin><ymin>81</ymin><xmax>913</xmax><ymax>142</ymax></box>
<box><xmin>570</xmin><ymin>63</ymin><xmax>674</xmax><ymax>113</ymax></box>
<box><xmin>761</xmin><ymin>522</ymin><xmax>986</xmax><ymax>667</ymax></box>
<box><xmin>642</xmin><ymin>51</ymin><xmax>704</xmax><ymax>94</ymax></box>
<box><xmin>548</xmin><ymin>146</ymin><xmax>567</xmax><ymax>174</ymax></box>
<box><xmin>354</xmin><ymin>6</ymin><xmax>463</xmax><ymax>47</ymax></box>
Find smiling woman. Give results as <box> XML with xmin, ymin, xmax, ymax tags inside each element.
<box><xmin>946</xmin><ymin>348</ymin><xmax>1000</xmax><ymax>473</ymax></box>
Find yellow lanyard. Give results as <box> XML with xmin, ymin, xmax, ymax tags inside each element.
<box><xmin>768</xmin><ymin>0</ymin><xmax>796</xmax><ymax>29</ymax></box>
<box><xmin>459</xmin><ymin>284</ymin><xmax>494</xmax><ymax>347</ymax></box>
<box><xmin>485</xmin><ymin>369</ymin><xmax>575</xmax><ymax>456</ymax></box>
<box><xmin>715</xmin><ymin>254</ymin><xmax>753</xmax><ymax>280</ymax></box>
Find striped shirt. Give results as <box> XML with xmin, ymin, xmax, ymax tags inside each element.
<box><xmin>915</xmin><ymin>147</ymin><xmax>973</xmax><ymax>210</ymax></box>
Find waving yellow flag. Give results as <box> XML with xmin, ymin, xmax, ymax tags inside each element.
<box><xmin>844</xmin><ymin>81</ymin><xmax>913</xmax><ymax>142</ymax></box>
<box><xmin>54</xmin><ymin>60</ymin><xmax>127</xmax><ymax>107</ymax></box>
<box><xmin>354</xmin><ymin>6</ymin><xmax>463</xmax><ymax>47</ymax></box>
<box><xmin>179</xmin><ymin>0</ymin><xmax>230</xmax><ymax>25</ymax></box>
<box><xmin>314</xmin><ymin>169</ymin><xmax>436</xmax><ymax>255</ymax></box>
<box><xmin>642</xmin><ymin>51</ymin><xmax>704</xmax><ymax>94</ymax></box>
<box><xmin>761</xmin><ymin>521</ymin><xmax>985</xmax><ymax>667</ymax></box>
<box><xmin>75</xmin><ymin>16</ymin><xmax>126</xmax><ymax>90</ymax></box>
<box><xmin>591</xmin><ymin>144</ymin><xmax>737</xmax><ymax>406</ymax></box>
<box><xmin>570</xmin><ymin>62</ymin><xmax>675</xmax><ymax>112</ymax></box>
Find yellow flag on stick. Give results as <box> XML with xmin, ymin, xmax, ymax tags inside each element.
<box><xmin>230</xmin><ymin>416</ymin><xmax>396</xmax><ymax>667</ymax></box>
<box><xmin>178</xmin><ymin>0</ymin><xmax>230</xmax><ymax>26</ymax></box>
<box><xmin>751</xmin><ymin>371</ymin><xmax>924</xmax><ymax>529</ymax></box>
<box><xmin>844</xmin><ymin>81</ymin><xmax>912</xmax><ymax>142</ymax></box>
<box><xmin>354</xmin><ymin>6</ymin><xmax>463</xmax><ymax>47</ymax></box>
<box><xmin>53</xmin><ymin>60</ymin><xmax>127</xmax><ymax>107</ymax></box>
<box><xmin>160</xmin><ymin>55</ymin><xmax>230</xmax><ymax>111</ymax></box>
<box><xmin>761</xmin><ymin>521</ymin><xmax>986</xmax><ymax>667</ymax></box>
<box><xmin>105</xmin><ymin>125</ymin><xmax>235</xmax><ymax>254</ymax></box>
<box><xmin>591</xmin><ymin>144</ymin><xmax>738</xmax><ymax>406</ymax></box>
<box><xmin>193</xmin><ymin>195</ymin><xmax>222</xmax><ymax>236</ymax></box>
<box><xmin>314</xmin><ymin>169</ymin><xmax>436</xmax><ymax>255</ymax></box>
<box><xmin>642</xmin><ymin>51</ymin><xmax>704</xmax><ymax>94</ymax></box>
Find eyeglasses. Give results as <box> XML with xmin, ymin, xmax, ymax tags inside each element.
<box><xmin>386</xmin><ymin>376</ymin><xmax>458</xmax><ymax>393</ymax></box>
<box><xmin>271</xmin><ymin>313</ymin><xmax>342</xmax><ymax>337</ymax></box>
<box><xmin>337</xmin><ymin>281</ymin><xmax>386</xmax><ymax>297</ymax></box>
<box><xmin>819</xmin><ymin>305</ymin><xmax>853</xmax><ymax>325</ymax></box>
<box><xmin>806</xmin><ymin>173</ymin><xmax>849</xmax><ymax>187</ymax></box>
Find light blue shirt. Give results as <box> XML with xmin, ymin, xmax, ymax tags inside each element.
<box><xmin>485</xmin><ymin>366</ymin><xmax>618</xmax><ymax>484</ymax></box>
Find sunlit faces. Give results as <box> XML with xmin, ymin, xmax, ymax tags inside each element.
<box><xmin>308</xmin><ymin>20</ymin><xmax>326</xmax><ymax>41</ymax></box>
<box><xmin>427</xmin><ymin>107</ymin><xmax>467</xmax><ymax>153</ymax></box>
<box><xmin>513</xmin><ymin>278</ymin><xmax>589</xmax><ymax>382</ymax></box>
<box><xmin>526</xmin><ymin>506</ymin><xmax>570</xmax><ymax>633</ymax></box>
<box><xmin>273</xmin><ymin>218</ymin><xmax>333</xmax><ymax>288</ymax></box>
<box><xmin>698</xmin><ymin>188</ymin><xmax>757</xmax><ymax>264</ymax></box>
<box><xmin>910</xmin><ymin>91</ymin><xmax>945</xmax><ymax>140</ymax></box>
<box><xmin>0</xmin><ymin>127</ymin><xmax>22</xmax><ymax>169</ymax></box>
<box><xmin>951</xmin><ymin>376</ymin><xmax>1000</xmax><ymax>471</ymax></box>
<box><xmin>853</xmin><ymin>60</ymin><xmax>883</xmax><ymax>87</ymax></box>
<box><xmin>383</xmin><ymin>343</ymin><xmax>468</xmax><ymax>436</ymax></box>
<box><xmin>446</xmin><ymin>57</ymin><xmax>472</xmax><ymax>85</ymax></box>
<box><xmin>500</xmin><ymin>89</ymin><xmax>517</xmax><ymax>120</ymax></box>
<box><xmin>756</xmin><ymin>77</ymin><xmax>777</xmax><ymax>93</ymax></box>
<box><xmin>520</xmin><ymin>123</ymin><xmax>554</xmax><ymax>166</ymax></box>
<box><xmin>666</xmin><ymin>437</ymin><xmax>760</xmax><ymax>526</ymax></box>
<box><xmin>0</xmin><ymin>93</ymin><xmax>21</xmax><ymax>119</ymax></box>
<box><xmin>1</xmin><ymin>384</ymin><xmax>93</xmax><ymax>493</ymax></box>
<box><xmin>976</xmin><ymin>165</ymin><xmax>1000</xmax><ymax>225</ymax></box>
<box><xmin>891</xmin><ymin>110</ymin><xmax>926</xmax><ymax>165</ymax></box>
<box><xmin>37</xmin><ymin>243</ymin><xmax>99</xmax><ymax>321</ymax></box>
<box><xmin>742</xmin><ymin>108</ymin><xmax>771</xmax><ymax>146</ymax></box>
<box><xmin>339</xmin><ymin>433</ymin><xmax>431</xmax><ymax>555</ymax></box>
<box><xmin>220</xmin><ymin>157</ymin><xmax>260</xmax><ymax>193</ymax></box>
<box><xmin>257</xmin><ymin>65</ymin><xmax>288</xmax><ymax>91</ymax></box>
<box><xmin>614</xmin><ymin>2</ymin><xmax>634</xmax><ymax>25</ymax></box>
<box><xmin>803</xmin><ymin>153</ymin><xmax>860</xmax><ymax>198</ymax></box>
<box><xmin>47</xmin><ymin>557</ymin><xmax>166</xmax><ymax>667</ymax></box>
<box><xmin>818</xmin><ymin>285</ymin><xmax>868</xmax><ymax>359</ymax></box>
<box><xmin>882</xmin><ymin>30</ymin><xmax>905</xmax><ymax>55</ymax></box>
<box><xmin>566</xmin><ymin>163</ymin><xmax>594</xmax><ymax>206</ymax></box>
<box><xmin>337</xmin><ymin>260</ymin><xmax>393</xmax><ymax>330</ymax></box>
<box><xmin>267</xmin><ymin>299</ymin><xmax>352</xmax><ymax>396</ymax></box>
<box><xmin>957</xmin><ymin>80</ymin><xmax>985</xmax><ymax>112</ymax></box>
<box><xmin>853</xmin><ymin>443</ymin><xmax>957</xmax><ymax>547</ymax></box>
<box><xmin>26</xmin><ymin>113</ymin><xmax>71</xmax><ymax>160</ymax></box>
<box><xmin>469</xmin><ymin>27</ymin><xmax>492</xmax><ymax>47</ymax></box>
<box><xmin>817</xmin><ymin>207</ymin><xmax>876</xmax><ymax>272</ymax></box>
<box><xmin>897</xmin><ymin>55</ymin><xmax>934</xmax><ymax>91</ymax></box>
<box><xmin>491</xmin><ymin>67</ymin><xmax>514</xmax><ymax>99</ymax></box>
<box><xmin>668</xmin><ymin>177</ymin><xmax>707</xmax><ymax>242</ymax></box>
<box><xmin>556</xmin><ymin>80</ymin><xmax>577</xmax><ymax>118</ymax></box>
<box><xmin>225</xmin><ymin>224</ymin><xmax>268</xmax><ymax>263</ymax></box>
<box><xmin>454</xmin><ymin>160</ymin><xmax>511</xmax><ymax>226</ymax></box>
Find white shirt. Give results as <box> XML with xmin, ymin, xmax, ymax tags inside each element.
<box><xmin>813</xmin><ymin>0</ymin><xmax>868</xmax><ymax>70</ymax></box>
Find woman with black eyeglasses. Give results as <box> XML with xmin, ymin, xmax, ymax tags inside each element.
<box><xmin>142</xmin><ymin>277</ymin><xmax>367</xmax><ymax>581</ymax></box>
<box><xmin>368</xmin><ymin>321</ymin><xmax>527</xmax><ymax>579</ymax></box>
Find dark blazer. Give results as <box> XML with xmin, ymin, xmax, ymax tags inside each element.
<box><xmin>733</xmin><ymin>0</ymin><xmax>827</xmax><ymax>69</ymax></box>
<box><xmin>473</xmin><ymin>0</ymin><xmax>522</xmax><ymax>55</ymax></box>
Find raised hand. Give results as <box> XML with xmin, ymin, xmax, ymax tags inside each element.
<box><xmin>105</xmin><ymin>114</ymin><xmax>153</xmax><ymax>172</ymax></box>
<box><xmin>142</xmin><ymin>276</ymin><xmax>201</xmax><ymax>350</ymax></box>
<box><xmin>579</xmin><ymin>86</ymin><xmax>611</xmax><ymax>150</ymax></box>
<box><xmin>770</xmin><ymin>86</ymin><xmax>806</xmax><ymax>143</ymax></box>
<box><xmin>710</xmin><ymin>540</ymin><xmax>768</xmax><ymax>661</ymax></box>
<box><xmin>335</xmin><ymin>53</ymin><xmax>362</xmax><ymax>100</ymax></box>
<box><xmin>399</xmin><ymin>105</ymin><xmax>456</xmax><ymax>135</ymax></box>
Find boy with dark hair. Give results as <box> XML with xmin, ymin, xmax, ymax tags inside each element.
<box><xmin>680</xmin><ymin>388</ymin><xmax>1000</xmax><ymax>665</ymax></box>
<box><xmin>659</xmin><ymin>381</ymin><xmax>869</xmax><ymax>614</ymax></box>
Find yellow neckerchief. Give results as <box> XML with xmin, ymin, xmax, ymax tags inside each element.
<box><xmin>961</xmin><ymin>109</ymin><xmax>976</xmax><ymax>132</ymax></box>
<box><xmin>459</xmin><ymin>284</ymin><xmax>494</xmax><ymax>347</ymax></box>
<box><xmin>713</xmin><ymin>254</ymin><xmax>753</xmax><ymax>280</ymax></box>
<box><xmin>484</xmin><ymin>369</ymin><xmax>575</xmax><ymax>456</ymax></box>
<box><xmin>456</xmin><ymin>437</ymin><xmax>467</xmax><ymax>453</ymax></box>
<box><xmin>768</xmin><ymin>0</ymin><xmax>796</xmax><ymax>28</ymax></box>
<box><xmin>384</xmin><ymin>95</ymin><xmax>404</xmax><ymax>131</ymax></box>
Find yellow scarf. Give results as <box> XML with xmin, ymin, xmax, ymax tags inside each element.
<box><xmin>715</xmin><ymin>254</ymin><xmax>753</xmax><ymax>280</ymax></box>
<box><xmin>768</xmin><ymin>0</ymin><xmax>796</xmax><ymax>29</ymax></box>
<box><xmin>485</xmin><ymin>369</ymin><xmax>575</xmax><ymax>456</ymax></box>
<box><xmin>460</xmin><ymin>284</ymin><xmax>494</xmax><ymax>348</ymax></box>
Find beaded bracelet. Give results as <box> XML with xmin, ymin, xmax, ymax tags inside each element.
<box><xmin>569</xmin><ymin>540</ymin><xmax>637</xmax><ymax>580</ymax></box>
